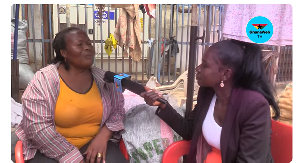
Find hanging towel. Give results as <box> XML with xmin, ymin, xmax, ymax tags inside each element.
<box><xmin>222</xmin><ymin>4</ymin><xmax>292</xmax><ymax>46</ymax></box>
<box><xmin>114</xmin><ymin>4</ymin><xmax>142</xmax><ymax>62</ymax></box>
<box><xmin>144</xmin><ymin>4</ymin><xmax>156</xmax><ymax>18</ymax></box>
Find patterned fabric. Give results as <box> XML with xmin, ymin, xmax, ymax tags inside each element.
<box><xmin>222</xmin><ymin>4</ymin><xmax>292</xmax><ymax>46</ymax></box>
<box><xmin>15</xmin><ymin>62</ymin><xmax>125</xmax><ymax>163</ymax></box>
<box><xmin>114</xmin><ymin>4</ymin><xmax>142</xmax><ymax>62</ymax></box>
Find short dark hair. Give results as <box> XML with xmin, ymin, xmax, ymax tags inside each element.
<box><xmin>51</xmin><ymin>27</ymin><xmax>84</xmax><ymax>70</ymax></box>
<box><xmin>210</xmin><ymin>39</ymin><xmax>280</xmax><ymax>120</ymax></box>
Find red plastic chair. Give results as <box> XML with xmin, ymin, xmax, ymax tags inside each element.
<box><xmin>161</xmin><ymin>140</ymin><xmax>191</xmax><ymax>163</ymax></box>
<box><xmin>15</xmin><ymin>139</ymin><xmax>129</xmax><ymax>163</ymax></box>
<box><xmin>161</xmin><ymin>119</ymin><xmax>292</xmax><ymax>163</ymax></box>
<box><xmin>271</xmin><ymin>119</ymin><xmax>293</xmax><ymax>163</ymax></box>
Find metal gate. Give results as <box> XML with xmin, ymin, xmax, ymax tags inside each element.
<box><xmin>11</xmin><ymin>4</ymin><xmax>291</xmax><ymax>86</ymax></box>
<box><xmin>11</xmin><ymin>4</ymin><xmax>224</xmax><ymax>86</ymax></box>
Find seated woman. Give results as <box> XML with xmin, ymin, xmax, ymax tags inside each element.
<box><xmin>12</xmin><ymin>27</ymin><xmax>127</xmax><ymax>163</ymax></box>
<box><xmin>141</xmin><ymin>39</ymin><xmax>280</xmax><ymax>163</ymax></box>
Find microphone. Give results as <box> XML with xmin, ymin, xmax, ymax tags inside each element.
<box><xmin>104</xmin><ymin>71</ymin><xmax>168</xmax><ymax>104</ymax></box>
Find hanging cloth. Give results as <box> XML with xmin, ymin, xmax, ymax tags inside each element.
<box><xmin>114</xmin><ymin>4</ymin><xmax>142</xmax><ymax>62</ymax></box>
<box><xmin>222</xmin><ymin>4</ymin><xmax>292</xmax><ymax>46</ymax></box>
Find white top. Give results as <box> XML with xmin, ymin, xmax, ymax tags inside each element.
<box><xmin>202</xmin><ymin>94</ymin><xmax>222</xmax><ymax>150</ymax></box>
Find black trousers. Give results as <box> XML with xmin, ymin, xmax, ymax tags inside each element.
<box><xmin>11</xmin><ymin>132</ymin><xmax>128</xmax><ymax>163</ymax></box>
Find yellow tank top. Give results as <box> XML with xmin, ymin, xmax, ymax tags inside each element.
<box><xmin>55</xmin><ymin>78</ymin><xmax>103</xmax><ymax>149</ymax></box>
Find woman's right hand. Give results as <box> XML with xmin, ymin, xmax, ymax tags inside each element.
<box><xmin>140</xmin><ymin>86</ymin><xmax>166</xmax><ymax>109</ymax></box>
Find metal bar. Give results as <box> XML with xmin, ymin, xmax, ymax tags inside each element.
<box><xmin>85</xmin><ymin>4</ymin><xmax>87</xmax><ymax>31</ymax></box>
<box><xmin>77</xmin><ymin>4</ymin><xmax>79</xmax><ymax>26</ymax></box>
<box><xmin>196</xmin><ymin>5</ymin><xmax>201</xmax><ymax>67</ymax></box>
<box><xmin>49</xmin><ymin>4</ymin><xmax>53</xmax><ymax>61</ymax></box>
<box><xmin>135</xmin><ymin>61</ymin><xmax>138</xmax><ymax>82</ymax></box>
<box><xmin>202</xmin><ymin>5</ymin><xmax>206</xmax><ymax>57</ymax></box>
<box><xmin>25</xmin><ymin>4</ymin><xmax>30</xmax><ymax>64</ymax></box>
<box><xmin>108</xmin><ymin>5</ymin><xmax>110</xmax><ymax>71</ymax></box>
<box><xmin>213</xmin><ymin>5</ymin><xmax>217</xmax><ymax>43</ymax></box>
<box><xmin>284</xmin><ymin>46</ymin><xmax>287</xmax><ymax>81</ymax></box>
<box><xmin>153</xmin><ymin>4</ymin><xmax>159</xmax><ymax>78</ymax></box>
<box><xmin>168</xmin><ymin>4</ymin><xmax>174</xmax><ymax>84</ymax></box>
<box><xmin>66</xmin><ymin>4</ymin><xmax>70</xmax><ymax>27</ymax></box>
<box><xmin>174</xmin><ymin>4</ymin><xmax>179</xmax><ymax>81</ymax></box>
<box><xmin>142</xmin><ymin>13</ymin><xmax>145</xmax><ymax>85</ymax></box>
<box><xmin>115</xmin><ymin>8</ymin><xmax>118</xmax><ymax>73</ymax></box>
<box><xmin>22</xmin><ymin>4</ymin><xmax>25</xmax><ymax>20</ymax></box>
<box><xmin>147</xmin><ymin>16</ymin><xmax>151</xmax><ymax>80</ymax></box>
<box><xmin>280</xmin><ymin>47</ymin><xmax>284</xmax><ymax>82</ymax></box>
<box><xmin>218</xmin><ymin>5</ymin><xmax>222</xmax><ymax>41</ymax></box>
<box><xmin>205</xmin><ymin>5</ymin><xmax>212</xmax><ymax>52</ymax></box>
<box><xmin>180</xmin><ymin>4</ymin><xmax>184</xmax><ymax>74</ymax></box>
<box><xmin>13</xmin><ymin>4</ymin><xmax>20</xmax><ymax>60</ymax></box>
<box><xmin>157</xmin><ymin>4</ymin><xmax>163</xmax><ymax>82</ymax></box>
<box><xmin>122</xmin><ymin>45</ymin><xmax>124</xmax><ymax>73</ymax></box>
<box><xmin>12</xmin><ymin>4</ymin><xmax>15</xmax><ymax>18</ymax></box>
<box><xmin>100</xmin><ymin>15</ymin><xmax>103</xmax><ymax>69</ymax></box>
<box><xmin>185</xmin><ymin>5</ymin><xmax>190</xmax><ymax>71</ymax></box>
<box><xmin>93</xmin><ymin>4</ymin><xmax>96</xmax><ymax>47</ymax></box>
<box><xmin>277</xmin><ymin>47</ymin><xmax>282</xmax><ymax>82</ymax></box>
<box><xmin>31</xmin><ymin>4</ymin><xmax>37</xmax><ymax>71</ymax></box>
<box><xmin>25</xmin><ymin>39</ymin><xmax>200</xmax><ymax>45</ymax></box>
<box><xmin>57</xmin><ymin>4</ymin><xmax>60</xmax><ymax>31</ymax></box>
<box><xmin>161</xmin><ymin>4</ymin><xmax>167</xmax><ymax>85</ymax></box>
<box><xmin>40</xmin><ymin>4</ymin><xmax>46</xmax><ymax>67</ymax></box>
<box><xmin>155</xmin><ymin>4</ymin><xmax>160</xmax><ymax>79</ymax></box>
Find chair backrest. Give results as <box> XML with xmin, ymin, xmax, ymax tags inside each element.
<box><xmin>161</xmin><ymin>140</ymin><xmax>191</xmax><ymax>163</ymax></box>
<box><xmin>271</xmin><ymin>120</ymin><xmax>293</xmax><ymax>163</ymax></box>
<box><xmin>161</xmin><ymin>120</ymin><xmax>293</xmax><ymax>163</ymax></box>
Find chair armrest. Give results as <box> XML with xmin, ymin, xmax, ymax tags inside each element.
<box><xmin>15</xmin><ymin>141</ymin><xmax>24</xmax><ymax>163</ymax></box>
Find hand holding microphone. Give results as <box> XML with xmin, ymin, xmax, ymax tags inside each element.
<box><xmin>140</xmin><ymin>86</ymin><xmax>167</xmax><ymax>109</ymax></box>
<box><xmin>104</xmin><ymin>71</ymin><xmax>168</xmax><ymax>109</ymax></box>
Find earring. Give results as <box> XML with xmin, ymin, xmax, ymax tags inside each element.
<box><xmin>220</xmin><ymin>80</ymin><xmax>224</xmax><ymax>87</ymax></box>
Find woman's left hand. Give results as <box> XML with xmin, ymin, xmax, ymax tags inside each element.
<box><xmin>84</xmin><ymin>133</ymin><xmax>108</xmax><ymax>163</ymax></box>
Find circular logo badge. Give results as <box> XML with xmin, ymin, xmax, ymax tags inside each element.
<box><xmin>246</xmin><ymin>16</ymin><xmax>273</xmax><ymax>44</ymax></box>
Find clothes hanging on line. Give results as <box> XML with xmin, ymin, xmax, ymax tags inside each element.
<box><xmin>222</xmin><ymin>4</ymin><xmax>292</xmax><ymax>46</ymax></box>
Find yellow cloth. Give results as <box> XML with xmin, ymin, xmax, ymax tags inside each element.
<box><xmin>104</xmin><ymin>33</ymin><xmax>118</xmax><ymax>56</ymax></box>
<box><xmin>55</xmin><ymin>78</ymin><xmax>103</xmax><ymax>149</ymax></box>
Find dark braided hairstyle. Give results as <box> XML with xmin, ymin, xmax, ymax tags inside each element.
<box><xmin>52</xmin><ymin>27</ymin><xmax>83</xmax><ymax>70</ymax></box>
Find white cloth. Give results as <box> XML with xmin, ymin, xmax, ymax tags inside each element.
<box><xmin>11</xmin><ymin>97</ymin><xmax>23</xmax><ymax>127</ymax></box>
<box><xmin>202</xmin><ymin>94</ymin><xmax>222</xmax><ymax>150</ymax></box>
<box><xmin>222</xmin><ymin>4</ymin><xmax>292</xmax><ymax>46</ymax></box>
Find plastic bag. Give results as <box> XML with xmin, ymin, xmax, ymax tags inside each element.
<box><xmin>11</xmin><ymin>19</ymin><xmax>29</xmax><ymax>64</ymax></box>
<box><xmin>122</xmin><ymin>94</ymin><xmax>184</xmax><ymax>163</ymax></box>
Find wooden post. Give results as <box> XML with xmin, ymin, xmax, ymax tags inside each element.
<box><xmin>11</xmin><ymin>59</ymin><xmax>19</xmax><ymax>102</ymax></box>
<box><xmin>185</xmin><ymin>4</ymin><xmax>198</xmax><ymax>118</ymax></box>
<box><xmin>12</xmin><ymin>4</ymin><xmax>20</xmax><ymax>102</ymax></box>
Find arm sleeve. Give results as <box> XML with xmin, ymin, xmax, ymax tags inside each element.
<box><xmin>236</xmin><ymin>99</ymin><xmax>272</xmax><ymax>163</ymax></box>
<box><xmin>104</xmin><ymin>83</ymin><xmax>125</xmax><ymax>133</ymax></box>
<box><xmin>22</xmin><ymin>73</ymin><xmax>83</xmax><ymax>163</ymax></box>
<box><xmin>155</xmin><ymin>102</ymin><xmax>197</xmax><ymax>140</ymax></box>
